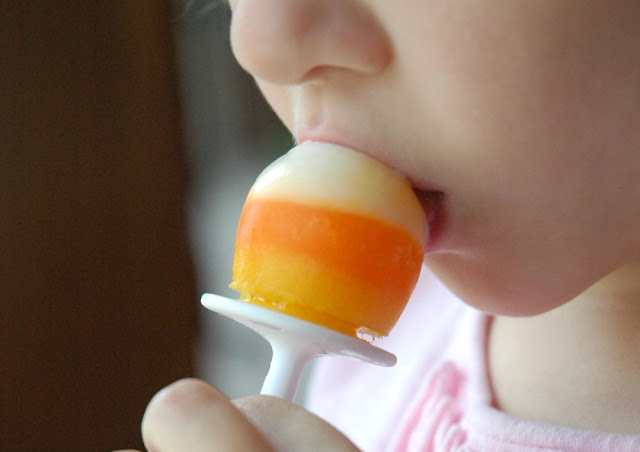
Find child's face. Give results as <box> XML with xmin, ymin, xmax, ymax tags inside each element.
<box><xmin>228</xmin><ymin>0</ymin><xmax>640</xmax><ymax>315</ymax></box>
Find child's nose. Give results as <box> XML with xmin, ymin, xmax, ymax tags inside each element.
<box><xmin>230</xmin><ymin>0</ymin><xmax>392</xmax><ymax>85</ymax></box>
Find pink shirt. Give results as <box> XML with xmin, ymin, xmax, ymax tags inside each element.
<box><xmin>306</xmin><ymin>268</ymin><xmax>640</xmax><ymax>451</ymax></box>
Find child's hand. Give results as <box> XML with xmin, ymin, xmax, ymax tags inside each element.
<box><xmin>115</xmin><ymin>378</ymin><xmax>359</xmax><ymax>452</ymax></box>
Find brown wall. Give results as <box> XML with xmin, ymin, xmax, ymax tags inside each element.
<box><xmin>1</xmin><ymin>2</ymin><xmax>198</xmax><ymax>450</ymax></box>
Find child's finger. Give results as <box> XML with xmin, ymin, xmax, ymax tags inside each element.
<box><xmin>141</xmin><ymin>378</ymin><xmax>275</xmax><ymax>452</ymax></box>
<box><xmin>233</xmin><ymin>395</ymin><xmax>361</xmax><ymax>452</ymax></box>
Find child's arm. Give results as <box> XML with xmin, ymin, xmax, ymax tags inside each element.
<box><xmin>118</xmin><ymin>378</ymin><xmax>359</xmax><ymax>452</ymax></box>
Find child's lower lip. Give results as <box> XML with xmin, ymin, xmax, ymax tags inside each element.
<box><xmin>414</xmin><ymin>189</ymin><xmax>446</xmax><ymax>252</ymax></box>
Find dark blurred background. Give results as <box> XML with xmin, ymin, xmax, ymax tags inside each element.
<box><xmin>1</xmin><ymin>1</ymin><xmax>287</xmax><ymax>450</ymax></box>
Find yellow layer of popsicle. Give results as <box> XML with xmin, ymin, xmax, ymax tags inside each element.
<box><xmin>231</xmin><ymin>247</ymin><xmax>411</xmax><ymax>338</ymax></box>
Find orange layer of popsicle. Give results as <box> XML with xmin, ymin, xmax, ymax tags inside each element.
<box><xmin>230</xmin><ymin>198</ymin><xmax>423</xmax><ymax>337</ymax></box>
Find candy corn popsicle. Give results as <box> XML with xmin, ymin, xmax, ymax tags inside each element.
<box><xmin>229</xmin><ymin>142</ymin><xmax>426</xmax><ymax>339</ymax></box>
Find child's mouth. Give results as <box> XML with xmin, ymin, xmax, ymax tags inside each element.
<box><xmin>413</xmin><ymin>189</ymin><xmax>446</xmax><ymax>252</ymax></box>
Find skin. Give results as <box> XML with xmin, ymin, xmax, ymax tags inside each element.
<box><xmin>122</xmin><ymin>0</ymin><xmax>640</xmax><ymax>449</ymax></box>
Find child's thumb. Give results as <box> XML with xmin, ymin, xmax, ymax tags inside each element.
<box><xmin>141</xmin><ymin>378</ymin><xmax>275</xmax><ymax>452</ymax></box>
<box><xmin>233</xmin><ymin>394</ymin><xmax>361</xmax><ymax>452</ymax></box>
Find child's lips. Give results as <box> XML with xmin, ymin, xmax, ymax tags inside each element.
<box><xmin>414</xmin><ymin>189</ymin><xmax>446</xmax><ymax>252</ymax></box>
<box><xmin>414</xmin><ymin>189</ymin><xmax>441</xmax><ymax>223</ymax></box>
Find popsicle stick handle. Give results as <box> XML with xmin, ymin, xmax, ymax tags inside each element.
<box><xmin>260</xmin><ymin>339</ymin><xmax>314</xmax><ymax>401</ymax></box>
<box><xmin>200</xmin><ymin>294</ymin><xmax>397</xmax><ymax>403</ymax></box>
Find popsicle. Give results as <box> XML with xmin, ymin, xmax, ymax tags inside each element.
<box><xmin>229</xmin><ymin>141</ymin><xmax>426</xmax><ymax>340</ymax></box>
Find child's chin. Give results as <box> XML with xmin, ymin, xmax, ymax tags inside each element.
<box><xmin>426</xmin><ymin>257</ymin><xmax>577</xmax><ymax>317</ymax></box>
<box><xmin>466</xmin><ymin>287</ymin><xmax>579</xmax><ymax>318</ymax></box>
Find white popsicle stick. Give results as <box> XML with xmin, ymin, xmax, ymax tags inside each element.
<box><xmin>201</xmin><ymin>293</ymin><xmax>397</xmax><ymax>402</ymax></box>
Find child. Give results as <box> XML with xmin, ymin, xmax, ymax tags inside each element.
<box><xmin>120</xmin><ymin>0</ymin><xmax>640</xmax><ymax>450</ymax></box>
